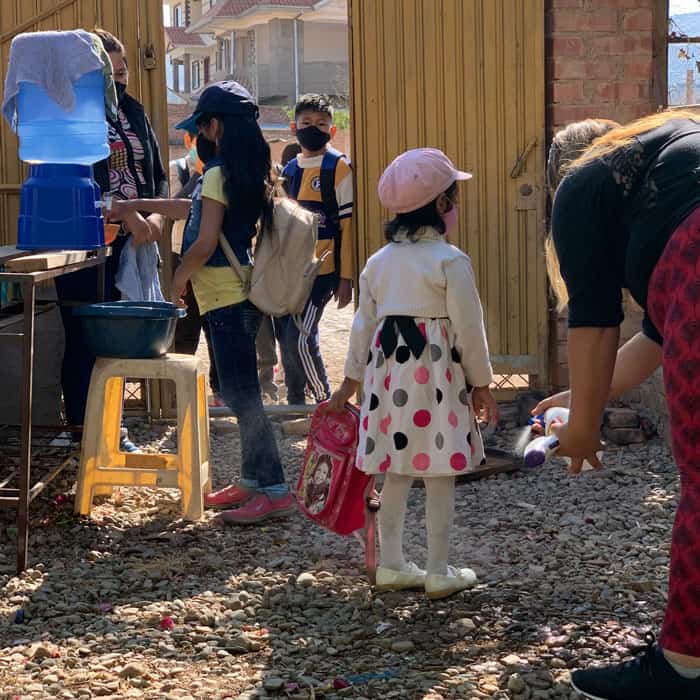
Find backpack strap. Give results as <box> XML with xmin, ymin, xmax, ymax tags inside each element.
<box><xmin>218</xmin><ymin>233</ymin><xmax>251</xmax><ymax>294</ymax></box>
<box><xmin>320</xmin><ymin>148</ymin><xmax>345</xmax><ymax>276</ymax></box>
<box><xmin>282</xmin><ymin>157</ymin><xmax>304</xmax><ymax>200</ymax></box>
<box><xmin>319</xmin><ymin>148</ymin><xmax>344</xmax><ymax>225</ymax></box>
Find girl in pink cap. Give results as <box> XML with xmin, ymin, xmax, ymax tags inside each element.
<box><xmin>328</xmin><ymin>147</ymin><xmax>498</xmax><ymax>599</ymax></box>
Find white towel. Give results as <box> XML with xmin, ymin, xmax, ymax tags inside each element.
<box><xmin>2</xmin><ymin>29</ymin><xmax>105</xmax><ymax>129</ymax></box>
<box><xmin>115</xmin><ymin>239</ymin><xmax>165</xmax><ymax>302</ymax></box>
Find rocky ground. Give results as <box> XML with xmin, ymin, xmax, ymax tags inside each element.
<box><xmin>0</xmin><ymin>306</ymin><xmax>676</xmax><ymax>699</ymax></box>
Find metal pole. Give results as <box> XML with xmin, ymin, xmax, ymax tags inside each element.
<box><xmin>17</xmin><ymin>281</ymin><xmax>35</xmax><ymax>573</ymax></box>
<box><xmin>209</xmin><ymin>403</ymin><xmax>315</xmax><ymax>418</ymax></box>
<box><xmin>687</xmin><ymin>68</ymin><xmax>694</xmax><ymax>106</ymax></box>
<box><xmin>293</xmin><ymin>17</ymin><xmax>300</xmax><ymax>101</ymax></box>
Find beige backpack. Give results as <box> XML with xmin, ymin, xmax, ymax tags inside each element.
<box><xmin>219</xmin><ymin>197</ymin><xmax>326</xmax><ymax>318</ymax></box>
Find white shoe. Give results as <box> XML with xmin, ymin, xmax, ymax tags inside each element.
<box><xmin>425</xmin><ymin>565</ymin><xmax>478</xmax><ymax>600</ymax></box>
<box><xmin>375</xmin><ymin>562</ymin><xmax>426</xmax><ymax>591</ymax></box>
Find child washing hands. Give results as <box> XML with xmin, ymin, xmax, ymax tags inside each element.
<box><xmin>327</xmin><ymin>148</ymin><xmax>498</xmax><ymax>599</ymax></box>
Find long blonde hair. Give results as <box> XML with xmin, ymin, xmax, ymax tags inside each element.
<box><xmin>546</xmin><ymin>118</ymin><xmax>619</xmax><ymax>196</ymax></box>
<box><xmin>546</xmin><ymin>109</ymin><xmax>700</xmax><ymax>310</ymax></box>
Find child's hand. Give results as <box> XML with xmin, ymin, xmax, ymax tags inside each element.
<box><xmin>335</xmin><ymin>278</ymin><xmax>353</xmax><ymax>309</ymax></box>
<box><xmin>472</xmin><ymin>386</ymin><xmax>499</xmax><ymax>425</ymax></box>
<box><xmin>170</xmin><ymin>269</ymin><xmax>189</xmax><ymax>308</ymax></box>
<box><xmin>326</xmin><ymin>377</ymin><xmax>360</xmax><ymax>412</ymax></box>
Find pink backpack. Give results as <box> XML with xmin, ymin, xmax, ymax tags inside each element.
<box><xmin>296</xmin><ymin>402</ymin><xmax>379</xmax><ymax>581</ymax></box>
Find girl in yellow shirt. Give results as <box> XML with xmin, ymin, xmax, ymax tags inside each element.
<box><xmin>112</xmin><ymin>82</ymin><xmax>294</xmax><ymax>525</ymax></box>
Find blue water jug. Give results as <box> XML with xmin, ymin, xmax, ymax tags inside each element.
<box><xmin>17</xmin><ymin>69</ymin><xmax>109</xmax><ymax>164</ymax></box>
<box><xmin>17</xmin><ymin>164</ymin><xmax>105</xmax><ymax>250</ymax></box>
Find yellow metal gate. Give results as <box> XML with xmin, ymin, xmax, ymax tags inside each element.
<box><xmin>0</xmin><ymin>0</ymin><xmax>168</xmax><ymax>247</ymax></box>
<box><xmin>0</xmin><ymin>0</ymin><xmax>168</xmax><ymax>416</ymax></box>
<box><xmin>348</xmin><ymin>0</ymin><xmax>548</xmax><ymax>387</ymax></box>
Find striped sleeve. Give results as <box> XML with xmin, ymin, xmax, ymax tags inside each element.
<box><xmin>335</xmin><ymin>157</ymin><xmax>353</xmax><ymax>220</ymax></box>
<box><xmin>335</xmin><ymin>157</ymin><xmax>355</xmax><ymax>279</ymax></box>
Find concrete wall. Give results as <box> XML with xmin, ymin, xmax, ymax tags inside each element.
<box><xmin>253</xmin><ymin>20</ymin><xmax>348</xmax><ymax>103</ymax></box>
<box><xmin>303</xmin><ymin>22</ymin><xmax>348</xmax><ymax>63</ymax></box>
<box><xmin>301</xmin><ymin>61</ymin><xmax>348</xmax><ymax>97</ymax></box>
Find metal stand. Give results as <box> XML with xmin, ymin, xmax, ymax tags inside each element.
<box><xmin>0</xmin><ymin>247</ymin><xmax>109</xmax><ymax>573</ymax></box>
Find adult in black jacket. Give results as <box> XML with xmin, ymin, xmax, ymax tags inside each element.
<box><xmin>535</xmin><ymin>110</ymin><xmax>700</xmax><ymax>700</ymax></box>
<box><xmin>55</xmin><ymin>29</ymin><xmax>167</xmax><ymax>442</ymax></box>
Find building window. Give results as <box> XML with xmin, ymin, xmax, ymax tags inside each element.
<box><xmin>192</xmin><ymin>61</ymin><xmax>202</xmax><ymax>91</ymax></box>
<box><xmin>217</xmin><ymin>39</ymin><xmax>224</xmax><ymax>71</ymax></box>
<box><xmin>178</xmin><ymin>63</ymin><xmax>185</xmax><ymax>91</ymax></box>
<box><xmin>224</xmin><ymin>38</ymin><xmax>231</xmax><ymax>71</ymax></box>
<box><xmin>217</xmin><ymin>38</ymin><xmax>232</xmax><ymax>72</ymax></box>
<box><xmin>173</xmin><ymin>4</ymin><xmax>185</xmax><ymax>28</ymax></box>
<box><xmin>668</xmin><ymin>1</ymin><xmax>700</xmax><ymax>106</ymax></box>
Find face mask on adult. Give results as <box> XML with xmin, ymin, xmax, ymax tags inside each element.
<box><xmin>295</xmin><ymin>125</ymin><xmax>331</xmax><ymax>152</ymax></box>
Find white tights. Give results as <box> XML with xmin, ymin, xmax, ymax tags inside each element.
<box><xmin>378</xmin><ymin>473</ymin><xmax>455</xmax><ymax>575</ymax></box>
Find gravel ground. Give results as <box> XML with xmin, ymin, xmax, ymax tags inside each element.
<box><xmin>0</xmin><ymin>306</ymin><xmax>677</xmax><ymax>700</ymax></box>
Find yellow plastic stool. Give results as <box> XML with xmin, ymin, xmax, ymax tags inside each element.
<box><xmin>75</xmin><ymin>354</ymin><xmax>211</xmax><ymax>520</ymax></box>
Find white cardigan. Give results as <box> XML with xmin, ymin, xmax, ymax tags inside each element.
<box><xmin>344</xmin><ymin>230</ymin><xmax>494</xmax><ymax>387</ymax></box>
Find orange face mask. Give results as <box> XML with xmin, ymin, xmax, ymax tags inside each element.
<box><xmin>183</xmin><ymin>132</ymin><xmax>204</xmax><ymax>175</ymax></box>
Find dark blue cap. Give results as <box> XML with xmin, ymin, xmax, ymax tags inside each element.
<box><xmin>175</xmin><ymin>81</ymin><xmax>259</xmax><ymax>133</ymax></box>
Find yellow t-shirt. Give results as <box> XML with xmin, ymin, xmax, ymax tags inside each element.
<box><xmin>190</xmin><ymin>166</ymin><xmax>250</xmax><ymax>315</ymax></box>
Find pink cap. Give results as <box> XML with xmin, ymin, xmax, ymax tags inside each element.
<box><xmin>378</xmin><ymin>148</ymin><xmax>472</xmax><ymax>214</ymax></box>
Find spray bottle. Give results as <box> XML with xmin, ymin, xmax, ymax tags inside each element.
<box><xmin>518</xmin><ymin>407</ymin><xmax>600</xmax><ymax>470</ymax></box>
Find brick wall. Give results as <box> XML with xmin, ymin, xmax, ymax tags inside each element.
<box><xmin>547</xmin><ymin>0</ymin><xmax>669</xmax><ymax>436</ymax></box>
<box><xmin>547</xmin><ymin>0</ymin><xmax>657</xmax><ymax>134</ymax></box>
<box><xmin>167</xmin><ymin>104</ymin><xmax>192</xmax><ymax>145</ymax></box>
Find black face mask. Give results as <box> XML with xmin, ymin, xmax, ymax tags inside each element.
<box><xmin>115</xmin><ymin>81</ymin><xmax>127</xmax><ymax>103</ymax></box>
<box><xmin>296</xmin><ymin>125</ymin><xmax>331</xmax><ymax>152</ymax></box>
<box><xmin>196</xmin><ymin>135</ymin><xmax>217</xmax><ymax>165</ymax></box>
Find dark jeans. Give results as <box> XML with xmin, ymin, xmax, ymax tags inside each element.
<box><xmin>274</xmin><ymin>273</ymin><xmax>337</xmax><ymax>405</ymax></box>
<box><xmin>172</xmin><ymin>267</ymin><xmax>219</xmax><ymax>394</ymax></box>
<box><xmin>54</xmin><ymin>235</ymin><xmax>126</xmax><ymax>426</ymax></box>
<box><xmin>256</xmin><ymin>314</ymin><xmax>278</xmax><ymax>398</ymax></box>
<box><xmin>207</xmin><ymin>300</ymin><xmax>286</xmax><ymax>492</ymax></box>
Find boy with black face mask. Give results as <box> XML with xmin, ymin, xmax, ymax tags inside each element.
<box><xmin>275</xmin><ymin>94</ymin><xmax>355</xmax><ymax>406</ymax></box>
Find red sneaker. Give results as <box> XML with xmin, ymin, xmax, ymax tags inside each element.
<box><xmin>220</xmin><ymin>493</ymin><xmax>296</xmax><ymax>525</ymax></box>
<box><xmin>204</xmin><ymin>483</ymin><xmax>256</xmax><ymax>510</ymax></box>
<box><xmin>208</xmin><ymin>394</ymin><xmax>227</xmax><ymax>409</ymax></box>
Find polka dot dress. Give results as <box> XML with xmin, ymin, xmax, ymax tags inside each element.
<box><xmin>356</xmin><ymin>317</ymin><xmax>485</xmax><ymax>477</ymax></box>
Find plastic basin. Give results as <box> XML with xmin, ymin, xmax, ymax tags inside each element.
<box><xmin>74</xmin><ymin>301</ymin><xmax>186</xmax><ymax>359</ymax></box>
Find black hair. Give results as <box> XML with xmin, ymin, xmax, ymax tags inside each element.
<box><xmin>281</xmin><ymin>141</ymin><xmax>302</xmax><ymax>166</ymax></box>
<box><xmin>94</xmin><ymin>27</ymin><xmax>125</xmax><ymax>54</ymax></box>
<box><xmin>384</xmin><ymin>181</ymin><xmax>457</xmax><ymax>242</ymax></box>
<box><xmin>195</xmin><ymin>134</ymin><xmax>217</xmax><ymax>165</ymax></box>
<box><xmin>198</xmin><ymin>113</ymin><xmax>273</xmax><ymax>233</ymax></box>
<box><xmin>294</xmin><ymin>94</ymin><xmax>334</xmax><ymax>121</ymax></box>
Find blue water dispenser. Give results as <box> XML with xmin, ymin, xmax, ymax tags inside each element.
<box><xmin>13</xmin><ymin>57</ymin><xmax>110</xmax><ymax>250</ymax></box>
<box><xmin>17</xmin><ymin>69</ymin><xmax>109</xmax><ymax>165</ymax></box>
<box><xmin>17</xmin><ymin>164</ymin><xmax>106</xmax><ymax>250</ymax></box>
